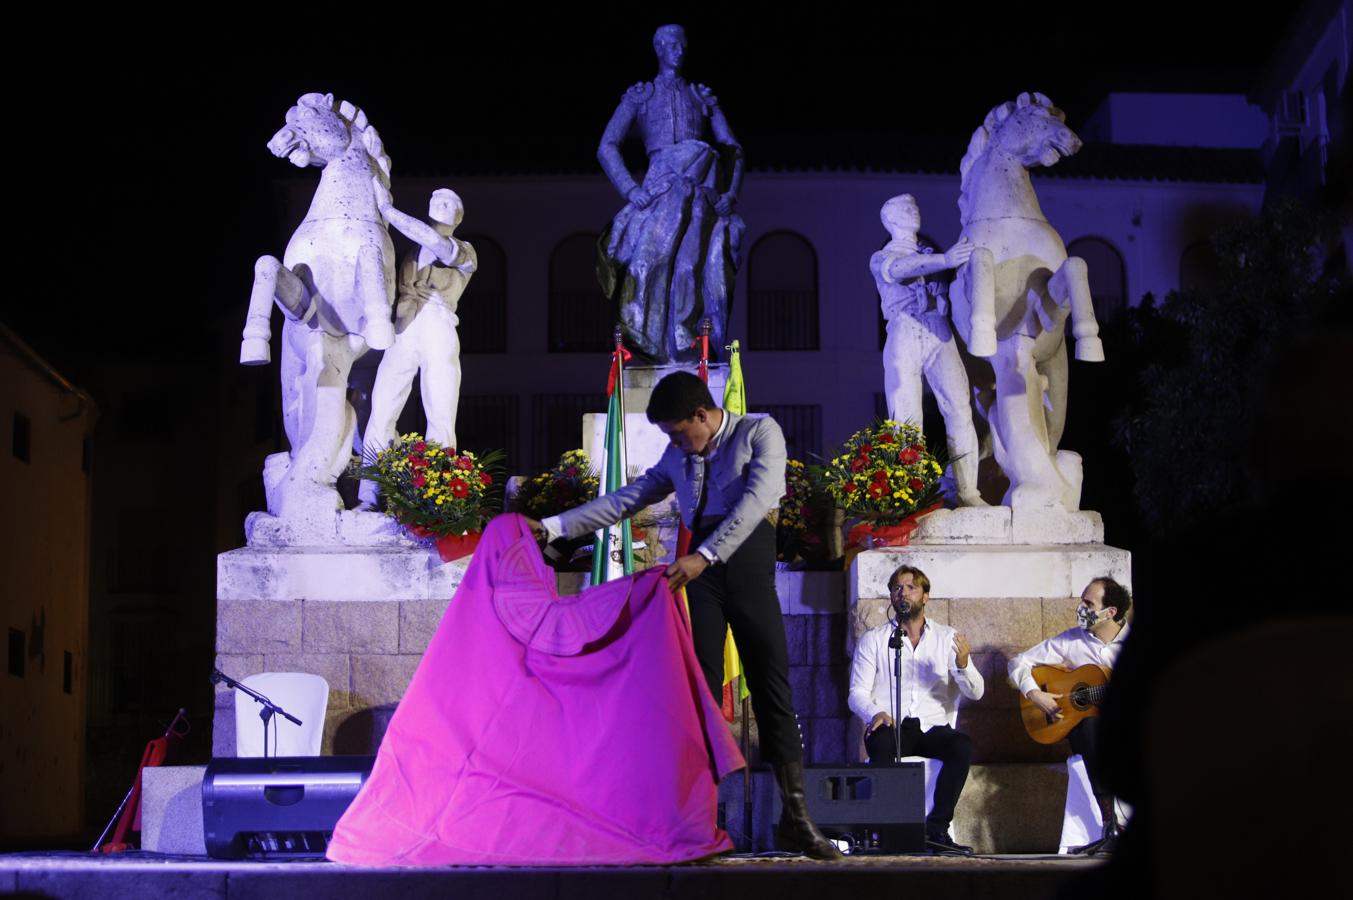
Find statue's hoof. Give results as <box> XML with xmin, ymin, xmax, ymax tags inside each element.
<box><xmin>240</xmin><ymin>338</ymin><xmax>271</xmax><ymax>365</ymax></box>
<box><xmin>1075</xmin><ymin>337</ymin><xmax>1105</xmax><ymax>362</ymax></box>
<box><xmin>958</xmin><ymin>492</ymin><xmax>990</xmax><ymax>508</ymax></box>
<box><xmin>969</xmin><ymin>331</ymin><xmax>997</xmax><ymax>358</ymax></box>
<box><xmin>365</xmin><ymin>319</ymin><xmax>395</xmax><ymax>351</ymax></box>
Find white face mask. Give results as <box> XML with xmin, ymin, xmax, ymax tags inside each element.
<box><xmin>1077</xmin><ymin>605</ymin><xmax>1114</xmax><ymax>630</ymax></box>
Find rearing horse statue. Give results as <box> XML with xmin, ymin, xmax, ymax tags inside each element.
<box><xmin>239</xmin><ymin>92</ymin><xmax>397</xmax><ymax>522</ymax></box>
<box><xmin>950</xmin><ymin>92</ymin><xmax>1104</xmax><ymax>511</ymax></box>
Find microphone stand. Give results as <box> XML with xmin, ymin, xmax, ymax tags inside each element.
<box><xmin>887</xmin><ymin>619</ymin><xmax>904</xmax><ymax>763</ymax></box>
<box><xmin>210</xmin><ymin>669</ymin><xmax>302</xmax><ymax>758</ymax></box>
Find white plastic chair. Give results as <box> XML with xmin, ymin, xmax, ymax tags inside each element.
<box><xmin>233</xmin><ymin>672</ymin><xmax>329</xmax><ymax>757</ymax></box>
<box><xmin>1058</xmin><ymin>753</ymin><xmax>1131</xmax><ymax>853</ymax></box>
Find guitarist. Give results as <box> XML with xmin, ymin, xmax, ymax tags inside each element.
<box><xmin>1008</xmin><ymin>577</ymin><xmax>1132</xmax><ymax>855</ymax></box>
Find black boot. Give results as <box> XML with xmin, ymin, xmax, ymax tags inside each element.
<box><xmin>772</xmin><ymin>760</ymin><xmax>845</xmax><ymax>860</ymax></box>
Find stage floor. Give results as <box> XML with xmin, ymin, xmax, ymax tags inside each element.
<box><xmin>2</xmin><ymin>850</ymin><xmax>1100</xmax><ymax>899</ymax></box>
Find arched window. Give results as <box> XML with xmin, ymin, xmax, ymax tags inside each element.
<box><xmin>456</xmin><ymin>234</ymin><xmax>506</xmax><ymax>353</ymax></box>
<box><xmin>548</xmin><ymin>233</ymin><xmax>612</xmax><ymax>353</ymax></box>
<box><xmin>877</xmin><ymin>234</ymin><xmax>942</xmax><ymax>351</ymax></box>
<box><xmin>1180</xmin><ymin>240</ymin><xmax>1221</xmax><ymax>293</ymax></box>
<box><xmin>1066</xmin><ymin>237</ymin><xmax>1128</xmax><ymax>324</ymax></box>
<box><xmin>747</xmin><ymin>231</ymin><xmax>819</xmax><ymax>351</ymax></box>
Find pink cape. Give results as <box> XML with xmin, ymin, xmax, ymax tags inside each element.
<box><xmin>326</xmin><ymin>514</ymin><xmax>745</xmax><ymax>866</ymax></box>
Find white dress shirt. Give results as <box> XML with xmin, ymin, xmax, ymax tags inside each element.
<box><xmin>1007</xmin><ymin>623</ymin><xmax>1132</xmax><ymax>697</ymax></box>
<box><xmin>848</xmin><ymin>618</ymin><xmax>985</xmax><ymax>732</ymax></box>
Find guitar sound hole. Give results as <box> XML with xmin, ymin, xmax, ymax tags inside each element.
<box><xmin>1070</xmin><ymin>684</ymin><xmax>1091</xmax><ymax>710</ymax></box>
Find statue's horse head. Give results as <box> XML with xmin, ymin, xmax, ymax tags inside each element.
<box><xmin>267</xmin><ymin>92</ymin><xmax>392</xmax><ymax>184</ymax></box>
<box><xmin>959</xmin><ymin>93</ymin><xmax>1081</xmax><ymax>223</ymax></box>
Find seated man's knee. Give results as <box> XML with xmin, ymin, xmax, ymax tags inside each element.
<box><xmin>948</xmin><ymin>730</ymin><xmax>974</xmax><ymax>763</ymax></box>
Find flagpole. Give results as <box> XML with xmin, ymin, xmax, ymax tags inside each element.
<box><xmin>614</xmin><ymin>325</ymin><xmax>634</xmax><ymax>574</ymax></box>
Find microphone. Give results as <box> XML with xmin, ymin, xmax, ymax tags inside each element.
<box><xmin>209</xmin><ymin>669</ymin><xmax>226</xmax><ymax>686</ymax></box>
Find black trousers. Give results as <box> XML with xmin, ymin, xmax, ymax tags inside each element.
<box><xmin>865</xmin><ymin>718</ymin><xmax>973</xmax><ymax>833</ymax></box>
<box><xmin>685</xmin><ymin>519</ymin><xmax>802</xmax><ymax>766</ymax></box>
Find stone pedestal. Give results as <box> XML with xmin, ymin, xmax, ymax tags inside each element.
<box><xmin>142</xmin><ymin>766</ymin><xmax>207</xmax><ymax>854</ymax></box>
<box><xmin>847</xmin><ymin>507</ymin><xmax>1130</xmax><ymax>766</ymax></box>
<box><xmin>620</xmin><ymin>364</ymin><xmax>727</xmax><ymax>425</ymax></box>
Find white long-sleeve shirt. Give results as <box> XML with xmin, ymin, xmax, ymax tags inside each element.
<box><xmin>1007</xmin><ymin>623</ymin><xmax>1132</xmax><ymax>697</ymax></box>
<box><xmin>848</xmin><ymin>619</ymin><xmax>984</xmax><ymax>732</ymax></box>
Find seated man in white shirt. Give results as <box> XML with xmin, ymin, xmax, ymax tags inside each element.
<box><xmin>1008</xmin><ymin>576</ymin><xmax>1132</xmax><ymax>855</ymax></box>
<box><xmin>849</xmin><ymin>565</ymin><xmax>984</xmax><ymax>855</ymax></box>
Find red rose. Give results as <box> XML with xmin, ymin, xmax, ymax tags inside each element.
<box><xmin>909</xmin><ymin>478</ymin><xmax>924</xmax><ymax>491</ymax></box>
<box><xmin>899</xmin><ymin>448</ymin><xmax>920</xmax><ymax>465</ymax></box>
<box><xmin>410</xmin><ymin>455</ymin><xmax>430</xmax><ymax>469</ymax></box>
<box><xmin>455</xmin><ymin>457</ymin><xmax>474</xmax><ymax>471</ymax></box>
<box><xmin>879</xmin><ymin>434</ymin><xmax>895</xmax><ymax>444</ymax></box>
<box><xmin>860</xmin><ymin>443</ymin><xmax>873</xmax><ymax>455</ymax></box>
<box><xmin>565</xmin><ymin>466</ymin><xmax>579</xmax><ymax>477</ymax></box>
<box><xmin>843</xmin><ymin>483</ymin><xmax>857</xmax><ymax>494</ymax></box>
<box><xmin>413</xmin><ymin>441</ymin><xmax>427</xmax><ymax>453</ymax></box>
<box><xmin>479</xmin><ymin>472</ymin><xmax>493</xmax><ymax>485</ymax></box>
<box><xmin>850</xmin><ymin>457</ymin><xmax>866</xmax><ymax>473</ymax></box>
<box><xmin>449</xmin><ymin>479</ymin><xmax>469</xmax><ymax>498</ymax></box>
<box><xmin>412</xmin><ymin>472</ymin><xmax>426</xmax><ymax>488</ymax></box>
<box><xmin>871</xmin><ymin>469</ymin><xmax>888</xmax><ymax>483</ymax></box>
<box><xmin>868</xmin><ymin>482</ymin><xmax>886</xmax><ymax>498</ymax></box>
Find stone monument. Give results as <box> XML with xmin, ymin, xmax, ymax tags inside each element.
<box><xmin>239</xmin><ymin>92</ymin><xmax>397</xmax><ymax>530</ymax></box>
<box><xmin>948</xmin><ymin>92</ymin><xmax>1105</xmax><ymax>511</ymax></box>
<box><xmin>873</xmin><ymin>194</ymin><xmax>985</xmax><ymax>506</ymax></box>
<box><xmin>358</xmin><ymin>185</ymin><xmax>477</xmax><ymax>509</ymax></box>
<box><xmin>596</xmin><ymin>24</ymin><xmax>745</xmax><ymax>363</ymax></box>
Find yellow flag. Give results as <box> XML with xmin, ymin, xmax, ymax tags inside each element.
<box><xmin>721</xmin><ymin>340</ymin><xmax>750</xmax><ymax>702</ymax></box>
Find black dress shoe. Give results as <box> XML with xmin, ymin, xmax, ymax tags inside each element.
<box><xmin>925</xmin><ymin>829</ymin><xmax>974</xmax><ymax>855</ymax></box>
<box><xmin>1069</xmin><ymin>830</ymin><xmax>1118</xmax><ymax>856</ymax></box>
<box><xmin>1070</xmin><ymin>819</ymin><xmax>1119</xmax><ymax>856</ymax></box>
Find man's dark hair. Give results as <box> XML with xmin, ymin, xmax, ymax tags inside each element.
<box><xmin>646</xmin><ymin>371</ymin><xmax>716</xmax><ymax>423</ymax></box>
<box><xmin>1092</xmin><ymin>576</ymin><xmax>1132</xmax><ymax>623</ymax></box>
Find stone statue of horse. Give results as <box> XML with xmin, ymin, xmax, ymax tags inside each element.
<box><xmin>239</xmin><ymin>93</ymin><xmax>396</xmax><ymax>523</ymax></box>
<box><xmin>949</xmin><ymin>92</ymin><xmax>1105</xmax><ymax>511</ymax></box>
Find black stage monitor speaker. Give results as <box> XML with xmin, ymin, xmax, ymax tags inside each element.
<box><xmin>202</xmin><ymin>755</ymin><xmax>374</xmax><ymax>859</ymax></box>
<box><xmin>719</xmin><ymin>763</ymin><xmax>927</xmax><ymax>854</ymax></box>
<box><xmin>796</xmin><ymin>763</ymin><xmax>927</xmax><ymax>853</ymax></box>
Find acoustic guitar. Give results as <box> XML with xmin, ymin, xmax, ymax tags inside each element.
<box><xmin>1019</xmin><ymin>664</ymin><xmax>1110</xmax><ymax>744</ymax></box>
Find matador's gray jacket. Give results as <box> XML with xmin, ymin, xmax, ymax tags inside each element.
<box><xmin>556</xmin><ymin>411</ymin><xmax>786</xmax><ymax>563</ymax></box>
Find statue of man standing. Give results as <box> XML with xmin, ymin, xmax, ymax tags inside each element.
<box><xmin>874</xmin><ymin>194</ymin><xmax>986</xmax><ymax>506</ymax></box>
<box><xmin>597</xmin><ymin>24</ymin><xmax>745</xmax><ymax>363</ymax></box>
<box><xmin>358</xmin><ymin>183</ymin><xmax>477</xmax><ymax>509</ymax></box>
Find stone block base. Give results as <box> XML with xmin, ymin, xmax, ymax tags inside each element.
<box><xmin>141</xmin><ymin>766</ymin><xmax>207</xmax><ymax>854</ymax></box>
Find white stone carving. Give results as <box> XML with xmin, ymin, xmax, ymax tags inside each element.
<box><xmin>949</xmin><ymin>92</ymin><xmax>1105</xmax><ymax>511</ymax></box>
<box><xmin>873</xmin><ymin>194</ymin><xmax>985</xmax><ymax>506</ymax></box>
<box><xmin>358</xmin><ymin>186</ymin><xmax>477</xmax><ymax>509</ymax></box>
<box><xmin>239</xmin><ymin>93</ymin><xmax>397</xmax><ymax>529</ymax></box>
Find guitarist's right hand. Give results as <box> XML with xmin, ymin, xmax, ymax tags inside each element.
<box><xmin>1028</xmin><ymin>690</ymin><xmax>1064</xmax><ymax>722</ymax></box>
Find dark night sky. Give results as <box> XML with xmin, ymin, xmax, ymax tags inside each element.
<box><xmin>11</xmin><ymin>2</ymin><xmax>1301</xmax><ymax>376</ymax></box>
